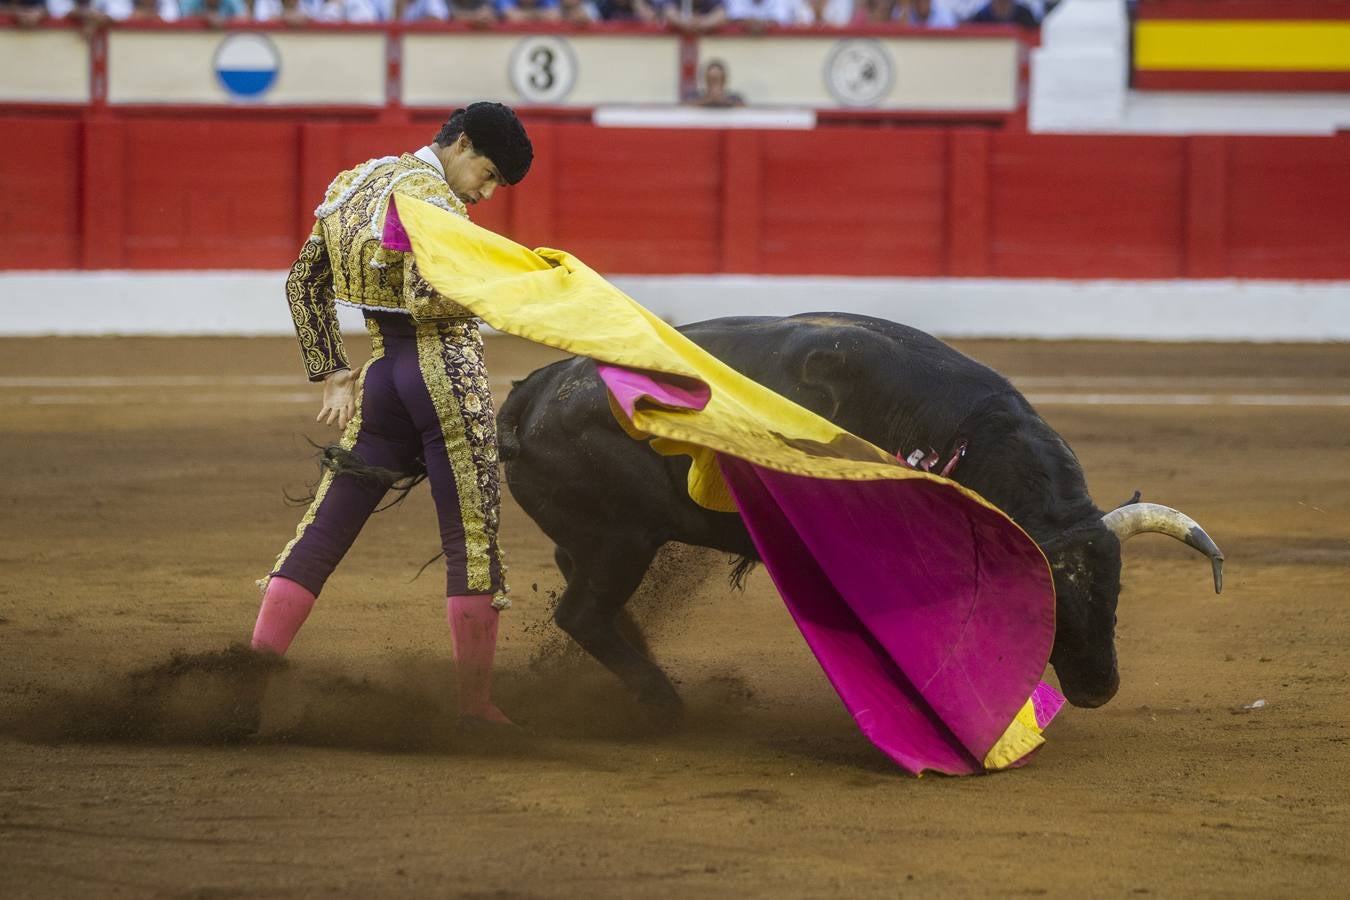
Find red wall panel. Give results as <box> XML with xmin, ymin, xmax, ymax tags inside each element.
<box><xmin>1225</xmin><ymin>135</ymin><xmax>1350</xmax><ymax>280</ymax></box>
<box><xmin>119</xmin><ymin>118</ymin><xmax>301</xmax><ymax>268</ymax></box>
<box><xmin>759</xmin><ymin>130</ymin><xmax>948</xmax><ymax>276</ymax></box>
<box><xmin>0</xmin><ymin>116</ymin><xmax>83</xmax><ymax>269</ymax></box>
<box><xmin>989</xmin><ymin>135</ymin><xmax>1187</xmax><ymax>278</ymax></box>
<box><xmin>548</xmin><ymin>125</ymin><xmax>722</xmax><ymax>274</ymax></box>
<box><xmin>2</xmin><ymin>112</ymin><xmax>1347</xmax><ymax>281</ymax></box>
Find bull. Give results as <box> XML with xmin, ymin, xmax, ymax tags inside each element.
<box><xmin>496</xmin><ymin>313</ymin><xmax>1223</xmax><ymax>712</ymax></box>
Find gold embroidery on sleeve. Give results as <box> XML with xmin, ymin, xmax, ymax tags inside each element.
<box><xmin>286</xmin><ymin>226</ymin><xmax>348</xmax><ymax>381</ymax></box>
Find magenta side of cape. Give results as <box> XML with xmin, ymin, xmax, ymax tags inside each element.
<box><xmin>718</xmin><ymin>459</ymin><xmax>1056</xmax><ymax>774</ymax></box>
<box><xmin>600</xmin><ymin>364</ymin><xmax>712</xmax><ymax>414</ymax></box>
<box><xmin>1032</xmin><ymin>680</ymin><xmax>1066</xmax><ymax>729</ymax></box>
<box><xmin>382</xmin><ymin>198</ymin><xmax>413</xmax><ymax>252</ymax></box>
<box><xmin>597</xmin><ymin>364</ymin><xmax>1061</xmax><ymax>774</ymax></box>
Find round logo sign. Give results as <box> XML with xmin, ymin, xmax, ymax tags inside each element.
<box><xmin>214</xmin><ymin>34</ymin><xmax>280</xmax><ymax>100</ymax></box>
<box><xmin>509</xmin><ymin>36</ymin><xmax>577</xmax><ymax>105</ymax></box>
<box><xmin>823</xmin><ymin>39</ymin><xmax>894</xmax><ymax>108</ymax></box>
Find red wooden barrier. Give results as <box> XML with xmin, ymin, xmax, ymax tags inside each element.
<box><xmin>2</xmin><ymin>111</ymin><xmax>1348</xmax><ymax>279</ymax></box>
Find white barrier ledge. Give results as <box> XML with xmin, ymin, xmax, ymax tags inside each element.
<box><xmin>594</xmin><ymin>106</ymin><xmax>817</xmax><ymax>130</ymax></box>
<box><xmin>2</xmin><ymin>272</ymin><xmax>1348</xmax><ymax>342</ymax></box>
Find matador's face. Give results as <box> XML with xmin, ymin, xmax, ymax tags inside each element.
<box><xmin>442</xmin><ymin>135</ymin><xmax>505</xmax><ymax>206</ymax></box>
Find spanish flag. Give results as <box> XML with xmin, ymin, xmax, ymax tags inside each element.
<box><xmin>1134</xmin><ymin>1</ymin><xmax>1350</xmax><ymax>91</ymax></box>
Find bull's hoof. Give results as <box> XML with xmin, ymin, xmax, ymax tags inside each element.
<box><xmin>637</xmin><ymin>680</ymin><xmax>683</xmax><ymax>710</ymax></box>
<box><xmin>633</xmin><ymin>682</ymin><xmax>685</xmax><ymax>735</ymax></box>
<box><xmin>633</xmin><ymin>700</ymin><xmax>684</xmax><ymax>736</ymax></box>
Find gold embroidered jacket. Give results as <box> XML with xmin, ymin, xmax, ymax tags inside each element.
<box><xmin>284</xmin><ymin>153</ymin><xmax>477</xmax><ymax>381</ymax></box>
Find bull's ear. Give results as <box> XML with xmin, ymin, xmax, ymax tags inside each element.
<box><xmin>1115</xmin><ymin>490</ymin><xmax>1143</xmax><ymax>509</ymax></box>
<box><xmin>798</xmin><ymin>349</ymin><xmax>849</xmax><ymax>421</ymax></box>
<box><xmin>801</xmin><ymin>348</ymin><xmax>848</xmax><ymax>382</ymax></box>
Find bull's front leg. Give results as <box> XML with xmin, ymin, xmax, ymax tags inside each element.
<box><xmin>552</xmin><ymin>540</ymin><xmax>682</xmax><ymax>712</ymax></box>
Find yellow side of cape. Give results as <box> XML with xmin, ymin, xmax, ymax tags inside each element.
<box><xmin>394</xmin><ymin>195</ymin><xmax>1053</xmax><ymax>770</ymax></box>
<box><xmin>396</xmin><ymin>195</ymin><xmax>997</xmax><ymax>509</ymax></box>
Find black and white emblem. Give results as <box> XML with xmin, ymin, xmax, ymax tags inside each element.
<box><xmin>508</xmin><ymin>36</ymin><xmax>578</xmax><ymax>105</ymax></box>
<box><xmin>823</xmin><ymin>39</ymin><xmax>894</xmax><ymax>108</ymax></box>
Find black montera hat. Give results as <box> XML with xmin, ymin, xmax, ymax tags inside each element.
<box><xmin>462</xmin><ymin>102</ymin><xmax>533</xmax><ymax>185</ymax></box>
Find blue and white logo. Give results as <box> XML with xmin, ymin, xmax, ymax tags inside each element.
<box><xmin>214</xmin><ymin>34</ymin><xmax>280</xmax><ymax>100</ymax></box>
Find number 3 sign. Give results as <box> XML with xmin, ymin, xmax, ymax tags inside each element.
<box><xmin>509</xmin><ymin>36</ymin><xmax>578</xmax><ymax>104</ymax></box>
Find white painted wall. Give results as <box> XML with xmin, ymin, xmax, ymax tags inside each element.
<box><xmin>405</xmin><ymin>34</ymin><xmax>682</xmax><ymax>107</ymax></box>
<box><xmin>0</xmin><ymin>30</ymin><xmax>89</xmax><ymax>103</ymax></box>
<box><xmin>107</xmin><ymin>32</ymin><xmax>387</xmax><ymax>106</ymax></box>
<box><xmin>699</xmin><ymin>35</ymin><xmax>1020</xmax><ymax>111</ymax></box>
<box><xmin>3</xmin><ymin>272</ymin><xmax>1347</xmax><ymax>342</ymax></box>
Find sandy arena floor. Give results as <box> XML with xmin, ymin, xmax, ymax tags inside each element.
<box><xmin>1</xmin><ymin>333</ymin><xmax>1347</xmax><ymax>898</ymax></box>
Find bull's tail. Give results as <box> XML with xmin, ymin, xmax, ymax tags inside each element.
<box><xmin>729</xmin><ymin>554</ymin><xmax>759</xmax><ymax>591</ymax></box>
<box><xmin>285</xmin><ymin>441</ymin><xmax>428</xmax><ymax>511</ymax></box>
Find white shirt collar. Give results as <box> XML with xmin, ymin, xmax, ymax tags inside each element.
<box><xmin>414</xmin><ymin>145</ymin><xmax>445</xmax><ymax>178</ymax></box>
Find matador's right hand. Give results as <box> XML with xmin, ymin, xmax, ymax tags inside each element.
<box><xmin>317</xmin><ymin>369</ymin><xmax>358</xmax><ymax>431</ymax></box>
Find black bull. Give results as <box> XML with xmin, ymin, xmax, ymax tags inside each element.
<box><xmin>497</xmin><ymin>313</ymin><xmax>1223</xmax><ymax>711</ymax></box>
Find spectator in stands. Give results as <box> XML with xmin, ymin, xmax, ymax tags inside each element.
<box><xmin>596</xmin><ymin>0</ymin><xmax>656</xmax><ymax>21</ymax></box>
<box><xmin>13</xmin><ymin>0</ymin><xmax>50</xmax><ymax>25</ymax></box>
<box><xmin>446</xmin><ymin>0</ymin><xmax>496</xmax><ymax>22</ymax></box>
<box><xmin>900</xmin><ymin>0</ymin><xmax>955</xmax><ymax>26</ymax></box>
<box><xmin>314</xmin><ymin>0</ymin><xmax>394</xmax><ymax>20</ymax></box>
<box><xmin>500</xmin><ymin>0</ymin><xmax>558</xmax><ymax>21</ymax></box>
<box><xmin>43</xmin><ymin>0</ymin><xmax>101</xmax><ymax>23</ymax></box>
<box><xmin>949</xmin><ymin>0</ymin><xmax>1043</xmax><ymax>18</ymax></box>
<box><xmin>664</xmin><ymin>0</ymin><xmax>725</xmax><ymax>32</ymax></box>
<box><xmin>47</xmin><ymin>0</ymin><xmax>178</xmax><ymax>23</ymax></box>
<box><xmin>44</xmin><ymin>0</ymin><xmax>109</xmax><ymax>25</ymax></box>
<box><xmin>326</xmin><ymin>0</ymin><xmax>471</xmax><ymax>19</ymax></box>
<box><xmin>179</xmin><ymin>0</ymin><xmax>247</xmax><ymax>20</ymax></box>
<box><xmin>129</xmin><ymin>0</ymin><xmax>179</xmax><ymax>17</ymax></box>
<box><xmin>557</xmin><ymin>0</ymin><xmax>596</xmax><ymax>22</ymax></box>
<box><xmin>782</xmin><ymin>0</ymin><xmax>850</xmax><ymax>26</ymax></box>
<box><xmin>685</xmin><ymin>59</ymin><xmax>745</xmax><ymax>108</ymax></box>
<box><xmin>725</xmin><ymin>0</ymin><xmax>789</xmax><ymax>28</ymax></box>
<box><xmin>859</xmin><ymin>0</ymin><xmax>895</xmax><ymax>23</ymax></box>
<box><xmin>253</xmin><ymin>0</ymin><xmax>326</xmax><ymax>22</ymax></box>
<box><xmin>968</xmin><ymin>0</ymin><xmax>1038</xmax><ymax>27</ymax></box>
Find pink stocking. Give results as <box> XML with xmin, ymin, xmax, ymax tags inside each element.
<box><xmin>251</xmin><ymin>576</ymin><xmax>317</xmax><ymax>656</ymax></box>
<box><xmin>448</xmin><ymin>594</ymin><xmax>512</xmax><ymax>725</ymax></box>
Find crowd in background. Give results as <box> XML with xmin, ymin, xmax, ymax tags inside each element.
<box><xmin>2</xmin><ymin>0</ymin><xmax>1055</xmax><ymax>28</ymax></box>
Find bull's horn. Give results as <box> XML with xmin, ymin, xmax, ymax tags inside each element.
<box><xmin>1102</xmin><ymin>502</ymin><xmax>1225</xmax><ymax>594</ymax></box>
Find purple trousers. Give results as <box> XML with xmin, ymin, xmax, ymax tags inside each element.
<box><xmin>269</xmin><ymin>312</ymin><xmax>506</xmax><ymax>603</ymax></box>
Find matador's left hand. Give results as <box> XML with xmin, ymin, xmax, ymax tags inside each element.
<box><xmin>317</xmin><ymin>369</ymin><xmax>358</xmax><ymax>431</ymax></box>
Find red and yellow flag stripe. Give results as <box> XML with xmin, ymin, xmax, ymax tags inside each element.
<box><xmin>1134</xmin><ymin>1</ymin><xmax>1350</xmax><ymax>91</ymax></box>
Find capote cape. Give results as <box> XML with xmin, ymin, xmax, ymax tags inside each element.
<box><xmin>384</xmin><ymin>194</ymin><xmax>1064</xmax><ymax>775</ymax></box>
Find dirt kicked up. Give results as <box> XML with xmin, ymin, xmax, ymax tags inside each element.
<box><xmin>1</xmin><ymin>334</ymin><xmax>1347</xmax><ymax>898</ymax></box>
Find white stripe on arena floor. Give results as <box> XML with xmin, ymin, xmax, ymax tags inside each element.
<box><xmin>1024</xmin><ymin>393</ymin><xmax>1350</xmax><ymax>407</ymax></box>
<box><xmin>2</xmin><ymin>376</ymin><xmax>1349</xmax><ymax>408</ymax></box>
